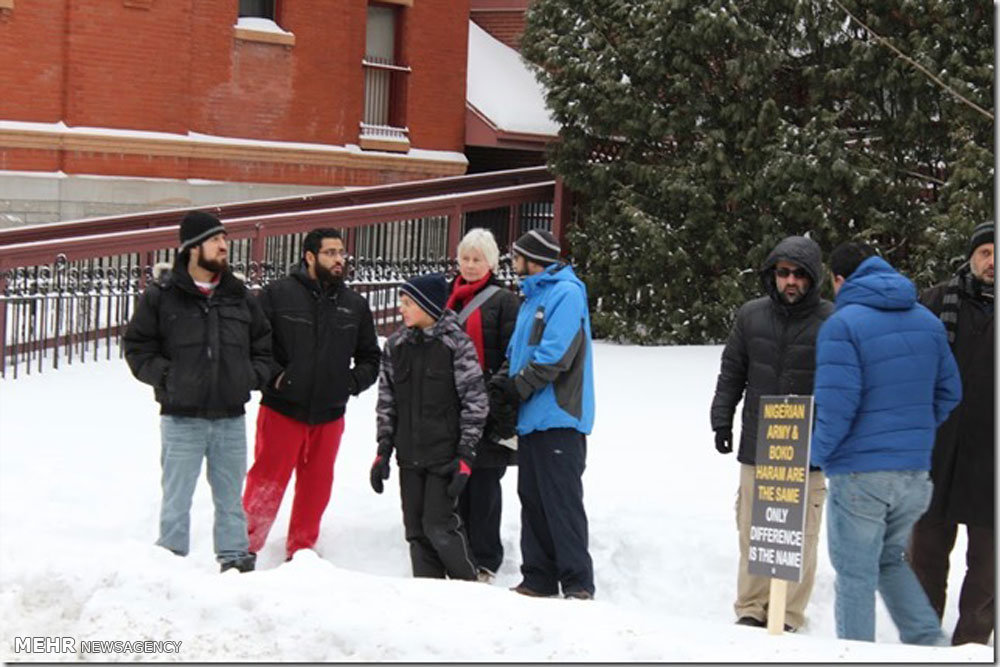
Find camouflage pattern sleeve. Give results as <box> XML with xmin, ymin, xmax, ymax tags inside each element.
<box><xmin>375</xmin><ymin>335</ymin><xmax>398</xmax><ymax>458</ymax></box>
<box><xmin>449</xmin><ymin>328</ymin><xmax>489</xmax><ymax>462</ymax></box>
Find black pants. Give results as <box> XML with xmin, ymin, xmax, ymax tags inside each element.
<box><xmin>457</xmin><ymin>466</ymin><xmax>506</xmax><ymax>573</ymax></box>
<box><xmin>517</xmin><ymin>428</ymin><xmax>594</xmax><ymax>596</ymax></box>
<box><xmin>399</xmin><ymin>467</ymin><xmax>477</xmax><ymax>580</ymax></box>
<box><xmin>910</xmin><ymin>515</ymin><xmax>995</xmax><ymax>645</ymax></box>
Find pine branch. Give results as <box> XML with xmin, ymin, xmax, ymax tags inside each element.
<box><xmin>832</xmin><ymin>0</ymin><xmax>994</xmax><ymax>121</ymax></box>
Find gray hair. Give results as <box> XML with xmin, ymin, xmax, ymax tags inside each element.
<box><xmin>457</xmin><ymin>227</ymin><xmax>500</xmax><ymax>272</ymax></box>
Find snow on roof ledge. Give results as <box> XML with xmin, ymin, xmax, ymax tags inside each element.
<box><xmin>234</xmin><ymin>16</ymin><xmax>293</xmax><ymax>36</ymax></box>
<box><xmin>466</xmin><ymin>21</ymin><xmax>560</xmax><ymax>138</ymax></box>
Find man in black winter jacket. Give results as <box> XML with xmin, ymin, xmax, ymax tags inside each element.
<box><xmin>242</xmin><ymin>228</ymin><xmax>381</xmax><ymax>562</ymax></box>
<box><xmin>124</xmin><ymin>211</ymin><xmax>272</xmax><ymax>573</ymax></box>
<box><xmin>709</xmin><ymin>235</ymin><xmax>833</xmax><ymax>631</ymax></box>
<box><xmin>911</xmin><ymin>222</ymin><xmax>995</xmax><ymax>646</ymax></box>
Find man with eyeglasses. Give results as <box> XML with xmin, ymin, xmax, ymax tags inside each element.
<box><xmin>243</xmin><ymin>228</ymin><xmax>381</xmax><ymax>563</ymax></box>
<box><xmin>710</xmin><ymin>236</ymin><xmax>833</xmax><ymax>631</ymax></box>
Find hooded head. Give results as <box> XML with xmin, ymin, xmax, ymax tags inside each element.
<box><xmin>759</xmin><ymin>236</ymin><xmax>824</xmax><ymax>311</ymax></box>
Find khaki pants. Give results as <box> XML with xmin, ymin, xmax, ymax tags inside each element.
<box><xmin>735</xmin><ymin>463</ymin><xmax>826</xmax><ymax>629</ymax></box>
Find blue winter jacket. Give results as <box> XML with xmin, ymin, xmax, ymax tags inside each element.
<box><xmin>811</xmin><ymin>257</ymin><xmax>961</xmax><ymax>474</ymax></box>
<box><xmin>507</xmin><ymin>263</ymin><xmax>595</xmax><ymax>435</ymax></box>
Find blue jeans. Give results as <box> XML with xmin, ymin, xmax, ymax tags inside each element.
<box><xmin>826</xmin><ymin>470</ymin><xmax>947</xmax><ymax>645</ymax></box>
<box><xmin>158</xmin><ymin>416</ymin><xmax>250</xmax><ymax>562</ymax></box>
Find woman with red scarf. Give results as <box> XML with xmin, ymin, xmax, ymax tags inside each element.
<box><xmin>446</xmin><ymin>228</ymin><xmax>520</xmax><ymax>583</ymax></box>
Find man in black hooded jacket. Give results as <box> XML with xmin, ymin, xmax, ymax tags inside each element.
<box><xmin>242</xmin><ymin>228</ymin><xmax>381</xmax><ymax>562</ymax></box>
<box><xmin>710</xmin><ymin>235</ymin><xmax>833</xmax><ymax>631</ymax></box>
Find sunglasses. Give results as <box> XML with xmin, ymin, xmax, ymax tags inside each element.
<box><xmin>774</xmin><ymin>267</ymin><xmax>809</xmax><ymax>279</ymax></box>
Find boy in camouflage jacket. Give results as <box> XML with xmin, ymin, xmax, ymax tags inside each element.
<box><xmin>369</xmin><ymin>273</ymin><xmax>489</xmax><ymax>579</ymax></box>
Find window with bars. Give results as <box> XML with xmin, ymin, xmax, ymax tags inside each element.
<box><xmin>361</xmin><ymin>4</ymin><xmax>410</xmax><ymax>149</ymax></box>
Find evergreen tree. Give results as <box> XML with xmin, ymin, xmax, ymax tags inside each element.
<box><xmin>522</xmin><ymin>0</ymin><xmax>993</xmax><ymax>343</ymax></box>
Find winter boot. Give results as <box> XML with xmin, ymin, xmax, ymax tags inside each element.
<box><xmin>511</xmin><ymin>583</ymin><xmax>556</xmax><ymax>598</ymax></box>
<box><xmin>563</xmin><ymin>589</ymin><xmax>594</xmax><ymax>600</ymax></box>
<box><xmin>220</xmin><ymin>552</ymin><xmax>256</xmax><ymax>573</ymax></box>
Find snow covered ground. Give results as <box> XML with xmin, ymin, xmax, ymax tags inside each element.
<box><xmin>0</xmin><ymin>343</ymin><xmax>993</xmax><ymax>662</ymax></box>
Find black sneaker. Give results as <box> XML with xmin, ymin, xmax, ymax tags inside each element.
<box><xmin>783</xmin><ymin>624</ymin><xmax>797</xmax><ymax>633</ymax></box>
<box><xmin>736</xmin><ymin>616</ymin><xmax>766</xmax><ymax>627</ymax></box>
<box><xmin>220</xmin><ymin>553</ymin><xmax>256</xmax><ymax>573</ymax></box>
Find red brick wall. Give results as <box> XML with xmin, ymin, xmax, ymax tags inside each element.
<box><xmin>64</xmin><ymin>2</ymin><xmax>192</xmax><ymax>133</ymax></box>
<box><xmin>471</xmin><ymin>12</ymin><xmax>526</xmax><ymax>50</ymax></box>
<box><xmin>405</xmin><ymin>0</ymin><xmax>469</xmax><ymax>151</ymax></box>
<box><xmin>0</xmin><ymin>147</ymin><xmax>61</xmax><ymax>172</ymax></box>
<box><xmin>0</xmin><ymin>0</ymin><xmax>468</xmax><ymax>183</ymax></box>
<box><xmin>187</xmin><ymin>1</ymin><xmax>367</xmax><ymax>146</ymax></box>
<box><xmin>0</xmin><ymin>0</ymin><xmax>65</xmax><ymax>123</ymax></box>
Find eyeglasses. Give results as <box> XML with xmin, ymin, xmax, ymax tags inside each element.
<box><xmin>774</xmin><ymin>267</ymin><xmax>809</xmax><ymax>279</ymax></box>
<box><xmin>318</xmin><ymin>249</ymin><xmax>347</xmax><ymax>258</ymax></box>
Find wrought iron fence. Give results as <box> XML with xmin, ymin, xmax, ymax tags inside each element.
<box><xmin>0</xmin><ymin>170</ymin><xmax>558</xmax><ymax>378</ymax></box>
<box><xmin>0</xmin><ymin>252</ymin><xmax>521</xmax><ymax>379</ymax></box>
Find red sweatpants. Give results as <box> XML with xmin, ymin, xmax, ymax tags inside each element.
<box><xmin>243</xmin><ymin>405</ymin><xmax>345</xmax><ymax>558</ymax></box>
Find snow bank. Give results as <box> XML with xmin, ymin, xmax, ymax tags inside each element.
<box><xmin>0</xmin><ymin>344</ymin><xmax>991</xmax><ymax>661</ymax></box>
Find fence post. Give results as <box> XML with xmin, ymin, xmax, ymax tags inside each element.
<box><xmin>507</xmin><ymin>204</ymin><xmax>522</xmax><ymax>249</ymax></box>
<box><xmin>447</xmin><ymin>205</ymin><xmax>463</xmax><ymax>258</ymax></box>
<box><xmin>0</xmin><ymin>271</ymin><xmax>6</xmax><ymax>378</ymax></box>
<box><xmin>552</xmin><ymin>176</ymin><xmax>573</xmax><ymax>255</ymax></box>
<box><xmin>140</xmin><ymin>219</ymin><xmax>156</xmax><ymax>290</ymax></box>
<box><xmin>251</xmin><ymin>222</ymin><xmax>266</xmax><ymax>286</ymax></box>
<box><xmin>345</xmin><ymin>225</ymin><xmax>357</xmax><ymax>258</ymax></box>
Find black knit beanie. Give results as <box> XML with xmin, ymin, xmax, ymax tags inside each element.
<box><xmin>180</xmin><ymin>211</ymin><xmax>226</xmax><ymax>251</ymax></box>
<box><xmin>968</xmin><ymin>222</ymin><xmax>994</xmax><ymax>258</ymax></box>
<box><xmin>400</xmin><ymin>273</ymin><xmax>449</xmax><ymax>320</ymax></box>
<box><xmin>512</xmin><ymin>229</ymin><xmax>561</xmax><ymax>266</ymax></box>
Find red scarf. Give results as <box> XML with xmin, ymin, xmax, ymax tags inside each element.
<box><xmin>446</xmin><ymin>273</ymin><xmax>491</xmax><ymax>370</ymax></box>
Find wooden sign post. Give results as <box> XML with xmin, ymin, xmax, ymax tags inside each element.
<box><xmin>748</xmin><ymin>395</ymin><xmax>814</xmax><ymax>636</ymax></box>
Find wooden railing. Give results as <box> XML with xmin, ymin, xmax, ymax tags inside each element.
<box><xmin>0</xmin><ymin>167</ymin><xmax>557</xmax><ymax>378</ymax></box>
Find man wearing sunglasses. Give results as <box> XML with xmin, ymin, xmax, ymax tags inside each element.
<box><xmin>243</xmin><ymin>228</ymin><xmax>381</xmax><ymax>564</ymax></box>
<box><xmin>710</xmin><ymin>235</ymin><xmax>833</xmax><ymax>632</ymax></box>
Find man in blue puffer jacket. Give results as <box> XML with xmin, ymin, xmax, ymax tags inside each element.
<box><xmin>490</xmin><ymin>229</ymin><xmax>596</xmax><ymax>600</ymax></box>
<box><xmin>812</xmin><ymin>242</ymin><xmax>961</xmax><ymax>646</ymax></box>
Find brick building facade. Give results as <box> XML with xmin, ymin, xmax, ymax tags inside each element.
<box><xmin>470</xmin><ymin>0</ymin><xmax>529</xmax><ymax>50</ymax></box>
<box><xmin>0</xmin><ymin>0</ymin><xmax>475</xmax><ymax>224</ymax></box>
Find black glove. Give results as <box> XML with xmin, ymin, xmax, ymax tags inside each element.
<box><xmin>446</xmin><ymin>458</ymin><xmax>472</xmax><ymax>498</ymax></box>
<box><xmin>487</xmin><ymin>387</ymin><xmax>519</xmax><ymax>441</ymax></box>
<box><xmin>489</xmin><ymin>374</ymin><xmax>522</xmax><ymax>406</ymax></box>
<box><xmin>715</xmin><ymin>429</ymin><xmax>733</xmax><ymax>454</ymax></box>
<box><xmin>370</xmin><ymin>454</ymin><xmax>391</xmax><ymax>494</ymax></box>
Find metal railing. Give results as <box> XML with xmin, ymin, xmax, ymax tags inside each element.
<box><xmin>362</xmin><ymin>55</ymin><xmax>410</xmax><ymax>134</ymax></box>
<box><xmin>0</xmin><ymin>168</ymin><xmax>556</xmax><ymax>378</ymax></box>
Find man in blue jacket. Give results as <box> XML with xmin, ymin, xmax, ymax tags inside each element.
<box><xmin>491</xmin><ymin>229</ymin><xmax>596</xmax><ymax>600</ymax></box>
<box><xmin>812</xmin><ymin>242</ymin><xmax>962</xmax><ymax>646</ymax></box>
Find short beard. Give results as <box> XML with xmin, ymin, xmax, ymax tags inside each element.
<box><xmin>315</xmin><ymin>262</ymin><xmax>344</xmax><ymax>288</ymax></box>
<box><xmin>972</xmin><ymin>269</ymin><xmax>994</xmax><ymax>286</ymax></box>
<box><xmin>780</xmin><ymin>288</ymin><xmax>806</xmax><ymax>305</ymax></box>
<box><xmin>197</xmin><ymin>254</ymin><xmax>227</xmax><ymax>274</ymax></box>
